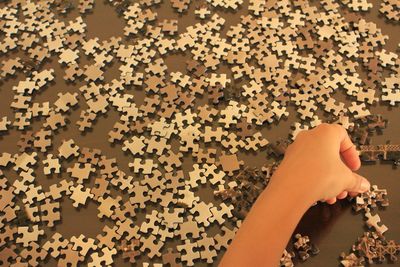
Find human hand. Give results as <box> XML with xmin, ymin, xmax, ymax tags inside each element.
<box><xmin>271</xmin><ymin>123</ymin><xmax>370</xmax><ymax>205</ymax></box>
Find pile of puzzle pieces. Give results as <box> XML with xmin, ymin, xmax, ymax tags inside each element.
<box><xmin>339</xmin><ymin>185</ymin><xmax>400</xmax><ymax>266</ymax></box>
<box><xmin>0</xmin><ymin>0</ymin><xmax>399</xmax><ymax>266</ymax></box>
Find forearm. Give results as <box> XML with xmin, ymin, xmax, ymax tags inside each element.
<box><xmin>220</xmin><ymin>174</ymin><xmax>314</xmax><ymax>267</ymax></box>
<box><xmin>220</xmin><ymin>124</ymin><xmax>370</xmax><ymax>266</ymax></box>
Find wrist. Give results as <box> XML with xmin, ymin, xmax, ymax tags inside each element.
<box><xmin>266</xmin><ymin>171</ymin><xmax>318</xmax><ymax>209</ymax></box>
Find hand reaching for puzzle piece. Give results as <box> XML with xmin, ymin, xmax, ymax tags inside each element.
<box><xmin>274</xmin><ymin>123</ymin><xmax>371</xmax><ymax>205</ymax></box>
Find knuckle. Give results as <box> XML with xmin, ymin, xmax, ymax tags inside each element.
<box><xmin>317</xmin><ymin>123</ymin><xmax>333</xmax><ymax>131</ymax></box>
<box><xmin>316</xmin><ymin>123</ymin><xmax>343</xmax><ymax>136</ymax></box>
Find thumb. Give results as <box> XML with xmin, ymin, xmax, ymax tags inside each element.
<box><xmin>346</xmin><ymin>172</ymin><xmax>370</xmax><ymax>194</ymax></box>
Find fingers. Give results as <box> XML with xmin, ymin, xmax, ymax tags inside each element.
<box><xmin>348</xmin><ymin>191</ymin><xmax>359</xmax><ymax>197</ymax></box>
<box><xmin>346</xmin><ymin>172</ymin><xmax>370</xmax><ymax>194</ymax></box>
<box><xmin>337</xmin><ymin>191</ymin><xmax>348</xmax><ymax>199</ymax></box>
<box><xmin>326</xmin><ymin>197</ymin><xmax>337</xmax><ymax>204</ymax></box>
<box><xmin>326</xmin><ymin>192</ymin><xmax>347</xmax><ymax>204</ymax></box>
<box><xmin>325</xmin><ymin>171</ymin><xmax>370</xmax><ymax>203</ymax></box>
<box><xmin>338</xmin><ymin>126</ymin><xmax>361</xmax><ymax>171</ymax></box>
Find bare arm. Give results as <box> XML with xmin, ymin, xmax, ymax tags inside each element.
<box><xmin>220</xmin><ymin>124</ymin><xmax>371</xmax><ymax>267</ymax></box>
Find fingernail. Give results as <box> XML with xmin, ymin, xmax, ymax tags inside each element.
<box><xmin>360</xmin><ymin>179</ymin><xmax>370</xmax><ymax>192</ymax></box>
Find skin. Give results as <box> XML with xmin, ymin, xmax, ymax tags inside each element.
<box><xmin>219</xmin><ymin>124</ymin><xmax>370</xmax><ymax>267</ymax></box>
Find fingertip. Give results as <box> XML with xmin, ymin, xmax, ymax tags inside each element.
<box><xmin>349</xmin><ymin>191</ymin><xmax>359</xmax><ymax>197</ymax></box>
<box><xmin>349</xmin><ymin>192</ymin><xmax>360</xmax><ymax>197</ymax></box>
<box><xmin>337</xmin><ymin>191</ymin><xmax>348</xmax><ymax>199</ymax></box>
<box><xmin>326</xmin><ymin>198</ymin><xmax>337</xmax><ymax>205</ymax></box>
<box><xmin>359</xmin><ymin>177</ymin><xmax>370</xmax><ymax>192</ymax></box>
<box><xmin>348</xmin><ymin>172</ymin><xmax>370</xmax><ymax>194</ymax></box>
